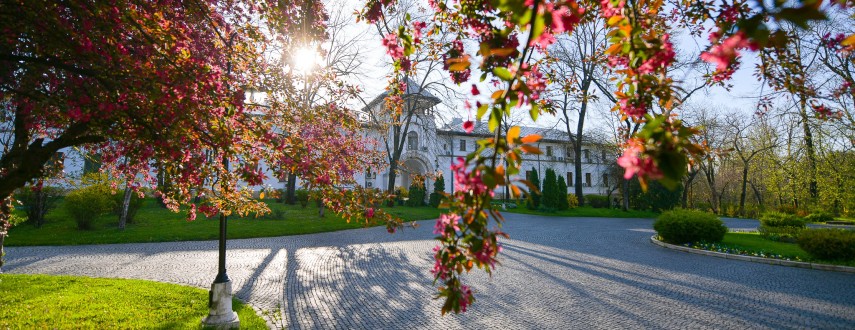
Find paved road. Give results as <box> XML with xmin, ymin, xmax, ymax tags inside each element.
<box><xmin>5</xmin><ymin>214</ymin><xmax>855</xmax><ymax>329</ymax></box>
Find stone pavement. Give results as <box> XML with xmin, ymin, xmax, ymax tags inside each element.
<box><xmin>5</xmin><ymin>214</ymin><xmax>855</xmax><ymax>329</ymax></box>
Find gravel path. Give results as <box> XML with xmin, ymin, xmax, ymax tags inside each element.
<box><xmin>4</xmin><ymin>214</ymin><xmax>855</xmax><ymax>329</ymax></box>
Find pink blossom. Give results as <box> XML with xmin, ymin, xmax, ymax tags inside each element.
<box><xmin>637</xmin><ymin>34</ymin><xmax>675</xmax><ymax>74</ymax></box>
<box><xmin>463</xmin><ymin>120</ymin><xmax>474</xmax><ymax>133</ymax></box>
<box><xmin>619</xmin><ymin>99</ymin><xmax>647</xmax><ymax>119</ymax></box>
<box><xmin>433</xmin><ymin>213</ymin><xmax>461</xmax><ymax>235</ymax></box>
<box><xmin>365</xmin><ymin>207</ymin><xmax>375</xmax><ymax>219</ymax></box>
<box><xmin>701</xmin><ymin>32</ymin><xmax>758</xmax><ymax>71</ymax></box>
<box><xmin>470</xmin><ymin>84</ymin><xmax>480</xmax><ymax>95</ymax></box>
<box><xmin>382</xmin><ymin>33</ymin><xmax>404</xmax><ymax>60</ymax></box>
<box><xmin>617</xmin><ymin>142</ymin><xmax>663</xmax><ymax>180</ymax></box>
<box><xmin>459</xmin><ymin>285</ymin><xmax>473</xmax><ymax>312</ymax></box>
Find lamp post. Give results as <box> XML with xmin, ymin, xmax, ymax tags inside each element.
<box><xmin>202</xmin><ymin>32</ymin><xmax>240</xmax><ymax>329</ymax></box>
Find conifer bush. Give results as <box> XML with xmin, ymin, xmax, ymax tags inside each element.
<box><xmin>653</xmin><ymin>209</ymin><xmax>727</xmax><ymax>244</ymax></box>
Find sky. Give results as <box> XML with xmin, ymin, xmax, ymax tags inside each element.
<box><xmin>324</xmin><ymin>0</ymin><xmax>769</xmax><ymax>133</ymax></box>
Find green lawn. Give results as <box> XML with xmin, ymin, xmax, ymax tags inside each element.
<box><xmin>503</xmin><ymin>205</ymin><xmax>659</xmax><ymax>218</ymax></box>
<box><xmin>722</xmin><ymin>232</ymin><xmax>812</xmax><ymax>260</ymax></box>
<box><xmin>7</xmin><ymin>199</ymin><xmax>442</xmax><ymax>247</ymax></box>
<box><xmin>705</xmin><ymin>232</ymin><xmax>855</xmax><ymax>267</ymax></box>
<box><xmin>0</xmin><ymin>274</ymin><xmax>268</xmax><ymax>329</ymax></box>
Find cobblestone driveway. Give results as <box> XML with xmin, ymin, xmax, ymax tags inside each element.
<box><xmin>5</xmin><ymin>214</ymin><xmax>855</xmax><ymax>329</ymax></box>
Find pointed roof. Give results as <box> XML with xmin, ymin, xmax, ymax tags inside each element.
<box><xmin>363</xmin><ymin>77</ymin><xmax>442</xmax><ymax>111</ymax></box>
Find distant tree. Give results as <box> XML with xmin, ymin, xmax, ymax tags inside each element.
<box><xmin>557</xmin><ymin>175</ymin><xmax>569</xmax><ymax>210</ymax></box>
<box><xmin>629</xmin><ymin>180</ymin><xmax>683</xmax><ymax>212</ymax></box>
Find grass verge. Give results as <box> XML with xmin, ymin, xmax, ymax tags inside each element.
<box><xmin>504</xmin><ymin>205</ymin><xmax>658</xmax><ymax>218</ymax></box>
<box><xmin>683</xmin><ymin>232</ymin><xmax>855</xmax><ymax>267</ymax></box>
<box><xmin>0</xmin><ymin>274</ymin><xmax>268</xmax><ymax>329</ymax></box>
<box><xmin>7</xmin><ymin>199</ymin><xmax>442</xmax><ymax>246</ymax></box>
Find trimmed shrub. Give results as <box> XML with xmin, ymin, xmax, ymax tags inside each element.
<box><xmin>804</xmin><ymin>212</ymin><xmax>834</xmax><ymax>223</ymax></box>
<box><xmin>758</xmin><ymin>211</ymin><xmax>806</xmax><ymax>242</ymax></box>
<box><xmin>653</xmin><ymin>209</ymin><xmax>727</xmax><ymax>244</ymax></box>
<box><xmin>64</xmin><ymin>184</ymin><xmax>115</xmax><ymax>230</ymax></box>
<box><xmin>526</xmin><ymin>167</ymin><xmax>541</xmax><ymax>210</ymax></box>
<box><xmin>566</xmin><ymin>194</ymin><xmax>579</xmax><ymax>209</ymax></box>
<box><xmin>760</xmin><ymin>212</ymin><xmax>806</xmax><ymax>228</ymax></box>
<box><xmin>557</xmin><ymin>175</ymin><xmax>569</xmax><ymax>210</ymax></box>
<box><xmin>429</xmin><ymin>175</ymin><xmax>445</xmax><ymax>208</ymax></box>
<box><xmin>586</xmin><ymin>194</ymin><xmax>609</xmax><ymax>208</ymax></box>
<box><xmin>541</xmin><ymin>169</ymin><xmax>559</xmax><ymax>208</ymax></box>
<box><xmin>798</xmin><ymin>229</ymin><xmax>855</xmax><ymax>261</ymax></box>
<box><xmin>406</xmin><ymin>178</ymin><xmax>426</xmax><ymax>207</ymax></box>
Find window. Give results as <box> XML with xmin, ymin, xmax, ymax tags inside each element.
<box><xmin>83</xmin><ymin>153</ymin><xmax>101</xmax><ymax>174</ymax></box>
<box><xmin>459</xmin><ymin>139</ymin><xmax>466</xmax><ymax>151</ymax></box>
<box><xmin>546</xmin><ymin>146</ymin><xmax>553</xmax><ymax>156</ymax></box>
<box><xmin>526</xmin><ymin>170</ymin><xmax>533</xmax><ymax>181</ymax></box>
<box><xmin>585</xmin><ymin>173</ymin><xmax>592</xmax><ymax>187</ymax></box>
<box><xmin>407</xmin><ymin>131</ymin><xmax>419</xmax><ymax>150</ymax></box>
<box><xmin>602</xmin><ymin>174</ymin><xmax>609</xmax><ymax>186</ymax></box>
<box><xmin>567</xmin><ymin>172</ymin><xmax>573</xmax><ymax>186</ymax></box>
<box><xmin>584</xmin><ymin>149</ymin><xmax>591</xmax><ymax>162</ymax></box>
<box><xmin>601</xmin><ymin>150</ymin><xmax>608</xmax><ymax>162</ymax></box>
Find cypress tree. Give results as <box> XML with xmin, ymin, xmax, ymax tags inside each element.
<box><xmin>527</xmin><ymin>167</ymin><xmax>541</xmax><ymax>209</ymax></box>
<box><xmin>542</xmin><ymin>168</ymin><xmax>559</xmax><ymax>208</ymax></box>
<box><xmin>557</xmin><ymin>174</ymin><xmax>569</xmax><ymax>210</ymax></box>
<box><xmin>429</xmin><ymin>174</ymin><xmax>445</xmax><ymax>207</ymax></box>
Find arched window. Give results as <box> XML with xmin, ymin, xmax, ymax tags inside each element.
<box><xmin>407</xmin><ymin>131</ymin><xmax>419</xmax><ymax>150</ymax></box>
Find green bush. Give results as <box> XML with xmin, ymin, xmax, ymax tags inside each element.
<box><xmin>804</xmin><ymin>212</ymin><xmax>834</xmax><ymax>223</ymax></box>
<box><xmin>566</xmin><ymin>193</ymin><xmax>579</xmax><ymax>209</ymax></box>
<box><xmin>64</xmin><ymin>184</ymin><xmax>115</xmax><ymax>230</ymax></box>
<box><xmin>526</xmin><ymin>168</ymin><xmax>541</xmax><ymax>210</ymax></box>
<box><xmin>798</xmin><ymin>229</ymin><xmax>855</xmax><ymax>261</ymax></box>
<box><xmin>295</xmin><ymin>189</ymin><xmax>309</xmax><ymax>208</ymax></box>
<box><xmin>759</xmin><ymin>212</ymin><xmax>806</xmax><ymax>228</ymax></box>
<box><xmin>541</xmin><ymin>169</ymin><xmax>559</xmax><ymax>208</ymax></box>
<box><xmin>586</xmin><ymin>194</ymin><xmax>609</xmax><ymax>208</ymax></box>
<box><xmin>557</xmin><ymin>175</ymin><xmax>569</xmax><ymax>210</ymax></box>
<box><xmin>406</xmin><ymin>178</ymin><xmax>426</xmax><ymax>207</ymax></box>
<box><xmin>653</xmin><ymin>209</ymin><xmax>727</xmax><ymax>244</ymax></box>
<box><xmin>429</xmin><ymin>175</ymin><xmax>445</xmax><ymax>207</ymax></box>
<box><xmin>16</xmin><ymin>185</ymin><xmax>63</xmax><ymax>228</ymax></box>
<box><xmin>758</xmin><ymin>212</ymin><xmax>806</xmax><ymax>242</ymax></box>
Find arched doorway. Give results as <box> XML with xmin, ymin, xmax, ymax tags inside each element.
<box><xmin>400</xmin><ymin>157</ymin><xmax>427</xmax><ymax>189</ymax></box>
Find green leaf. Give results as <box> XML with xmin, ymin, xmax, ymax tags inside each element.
<box><xmin>477</xmin><ymin>103</ymin><xmax>489</xmax><ymax>120</ymax></box>
<box><xmin>493</xmin><ymin>67</ymin><xmax>513</xmax><ymax>81</ymax></box>
<box><xmin>482</xmin><ymin>172</ymin><xmax>497</xmax><ymax>188</ymax></box>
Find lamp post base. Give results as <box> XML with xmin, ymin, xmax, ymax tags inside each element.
<box><xmin>202</xmin><ymin>281</ymin><xmax>240</xmax><ymax>329</ymax></box>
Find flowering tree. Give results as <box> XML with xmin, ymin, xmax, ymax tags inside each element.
<box><xmin>362</xmin><ymin>0</ymin><xmax>850</xmax><ymax>314</ymax></box>
<box><xmin>0</xmin><ymin>0</ymin><xmax>397</xmax><ymax>270</ymax></box>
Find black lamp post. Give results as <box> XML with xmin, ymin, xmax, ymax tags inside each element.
<box><xmin>202</xmin><ymin>32</ymin><xmax>239</xmax><ymax>328</ymax></box>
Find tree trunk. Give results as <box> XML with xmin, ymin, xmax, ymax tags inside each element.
<box><xmin>119</xmin><ymin>186</ymin><xmax>133</xmax><ymax>230</ymax></box>
<box><xmin>574</xmin><ymin>91</ymin><xmax>588</xmax><ymax>206</ymax></box>
<box><xmin>286</xmin><ymin>172</ymin><xmax>297</xmax><ymax>204</ymax></box>
<box><xmin>0</xmin><ymin>196</ymin><xmax>12</xmax><ymax>272</ymax></box>
<box><xmin>622</xmin><ymin>178</ymin><xmax>630</xmax><ymax>211</ymax></box>
<box><xmin>799</xmin><ymin>97</ymin><xmax>818</xmax><ymax>200</ymax></box>
<box><xmin>739</xmin><ymin>165</ymin><xmax>749</xmax><ymax>217</ymax></box>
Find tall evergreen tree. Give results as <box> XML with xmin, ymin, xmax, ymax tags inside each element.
<box><xmin>557</xmin><ymin>174</ymin><xmax>570</xmax><ymax>210</ymax></box>
<box><xmin>429</xmin><ymin>175</ymin><xmax>445</xmax><ymax>207</ymax></box>
<box><xmin>542</xmin><ymin>168</ymin><xmax>559</xmax><ymax>208</ymax></box>
<box><xmin>527</xmin><ymin>167</ymin><xmax>541</xmax><ymax>209</ymax></box>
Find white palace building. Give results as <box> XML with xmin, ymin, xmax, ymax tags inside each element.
<box><xmin>354</xmin><ymin>80</ymin><xmax>616</xmax><ymax>200</ymax></box>
<box><xmin>28</xmin><ymin>80</ymin><xmax>616</xmax><ymax>202</ymax></box>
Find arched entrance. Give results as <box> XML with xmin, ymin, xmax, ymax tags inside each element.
<box><xmin>399</xmin><ymin>157</ymin><xmax>427</xmax><ymax>189</ymax></box>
